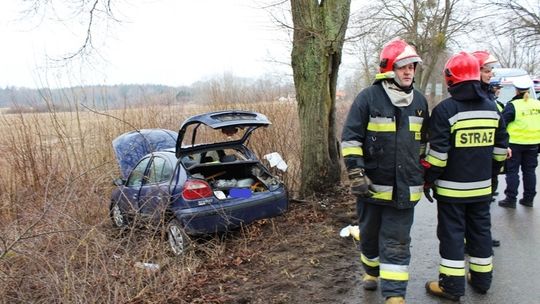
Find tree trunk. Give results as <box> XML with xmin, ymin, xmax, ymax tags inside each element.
<box><xmin>290</xmin><ymin>0</ymin><xmax>351</xmax><ymax>197</ymax></box>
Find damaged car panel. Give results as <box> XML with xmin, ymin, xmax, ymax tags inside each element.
<box><xmin>110</xmin><ymin>111</ymin><xmax>288</xmax><ymax>255</ymax></box>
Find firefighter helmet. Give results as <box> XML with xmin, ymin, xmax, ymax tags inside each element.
<box><xmin>443</xmin><ymin>52</ymin><xmax>480</xmax><ymax>87</ymax></box>
<box><xmin>471</xmin><ymin>50</ymin><xmax>498</xmax><ymax>69</ymax></box>
<box><xmin>379</xmin><ymin>38</ymin><xmax>422</xmax><ymax>73</ymax></box>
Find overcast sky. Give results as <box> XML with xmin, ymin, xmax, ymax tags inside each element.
<box><xmin>0</xmin><ymin>0</ymin><xmax>298</xmax><ymax>88</ymax></box>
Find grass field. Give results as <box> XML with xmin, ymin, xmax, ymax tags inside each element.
<box><xmin>0</xmin><ymin>100</ymin><xmax>355</xmax><ymax>302</ymax></box>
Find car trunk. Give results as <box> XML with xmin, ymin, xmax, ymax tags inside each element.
<box><xmin>187</xmin><ymin>160</ymin><xmax>280</xmax><ymax>199</ymax></box>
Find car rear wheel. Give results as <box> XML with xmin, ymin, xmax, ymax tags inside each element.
<box><xmin>110</xmin><ymin>201</ymin><xmax>128</xmax><ymax>228</ymax></box>
<box><xmin>167</xmin><ymin>219</ymin><xmax>191</xmax><ymax>256</ymax></box>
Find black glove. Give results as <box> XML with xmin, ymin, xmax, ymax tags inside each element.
<box><xmin>423</xmin><ymin>182</ymin><xmax>435</xmax><ymax>203</ymax></box>
<box><xmin>348</xmin><ymin>168</ymin><xmax>373</xmax><ymax>198</ymax></box>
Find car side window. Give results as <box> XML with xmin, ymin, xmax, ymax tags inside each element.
<box><xmin>126</xmin><ymin>157</ymin><xmax>151</xmax><ymax>187</ymax></box>
<box><xmin>147</xmin><ymin>156</ymin><xmax>174</xmax><ymax>184</ymax></box>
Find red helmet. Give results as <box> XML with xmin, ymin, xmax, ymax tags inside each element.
<box><xmin>471</xmin><ymin>50</ymin><xmax>498</xmax><ymax>69</ymax></box>
<box><xmin>443</xmin><ymin>52</ymin><xmax>480</xmax><ymax>87</ymax></box>
<box><xmin>379</xmin><ymin>38</ymin><xmax>422</xmax><ymax>73</ymax></box>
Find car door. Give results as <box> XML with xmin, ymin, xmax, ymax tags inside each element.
<box><xmin>121</xmin><ymin>157</ymin><xmax>151</xmax><ymax>215</ymax></box>
<box><xmin>138</xmin><ymin>155</ymin><xmax>175</xmax><ymax>224</ymax></box>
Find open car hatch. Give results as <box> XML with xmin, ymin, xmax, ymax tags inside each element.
<box><xmin>176</xmin><ymin>110</ymin><xmax>271</xmax><ymax>157</ymax></box>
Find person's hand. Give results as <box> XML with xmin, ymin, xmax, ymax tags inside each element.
<box><xmin>348</xmin><ymin>168</ymin><xmax>373</xmax><ymax>198</ymax></box>
<box><xmin>423</xmin><ymin>182</ymin><xmax>435</xmax><ymax>203</ymax></box>
<box><xmin>507</xmin><ymin>147</ymin><xmax>512</xmax><ymax>159</ymax></box>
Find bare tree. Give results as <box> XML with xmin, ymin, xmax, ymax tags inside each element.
<box><xmin>482</xmin><ymin>28</ymin><xmax>540</xmax><ymax>75</ymax></box>
<box><xmin>489</xmin><ymin>0</ymin><xmax>540</xmax><ymax>45</ymax></box>
<box><xmin>20</xmin><ymin>0</ymin><xmax>119</xmax><ymax>60</ymax></box>
<box><xmin>349</xmin><ymin>0</ymin><xmax>480</xmax><ymax>93</ymax></box>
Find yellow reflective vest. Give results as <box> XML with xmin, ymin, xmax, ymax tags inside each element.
<box><xmin>506</xmin><ymin>99</ymin><xmax>540</xmax><ymax>145</ymax></box>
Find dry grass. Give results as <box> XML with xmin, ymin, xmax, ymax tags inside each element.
<box><xmin>0</xmin><ymin>98</ymin><xmax>356</xmax><ymax>303</ymax></box>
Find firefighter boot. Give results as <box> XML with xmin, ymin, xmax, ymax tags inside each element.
<box><xmin>362</xmin><ymin>274</ymin><xmax>378</xmax><ymax>290</ymax></box>
<box><xmin>425</xmin><ymin>281</ymin><xmax>460</xmax><ymax>302</ymax></box>
<box><xmin>498</xmin><ymin>198</ymin><xmax>516</xmax><ymax>209</ymax></box>
<box><xmin>467</xmin><ymin>273</ymin><xmax>487</xmax><ymax>294</ymax></box>
<box><xmin>385</xmin><ymin>296</ymin><xmax>405</xmax><ymax>304</ymax></box>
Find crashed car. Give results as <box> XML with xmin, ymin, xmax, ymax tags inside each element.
<box><xmin>110</xmin><ymin>110</ymin><xmax>289</xmax><ymax>255</ymax></box>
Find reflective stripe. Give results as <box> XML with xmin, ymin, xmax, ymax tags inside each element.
<box><xmin>426</xmin><ymin>149</ymin><xmax>448</xmax><ymax>167</ymax></box>
<box><xmin>436</xmin><ymin>187</ymin><xmax>492</xmax><ymax>197</ymax></box>
<box><xmin>380</xmin><ymin>263</ymin><xmax>409</xmax><ymax>281</ymax></box>
<box><xmin>469</xmin><ymin>264</ymin><xmax>493</xmax><ymax>273</ymax></box>
<box><xmin>419</xmin><ymin>144</ymin><xmax>426</xmax><ymax>156</ymax></box>
<box><xmin>342</xmin><ymin>146</ymin><xmax>363</xmax><ymax>156</ymax></box>
<box><xmin>469</xmin><ymin>256</ymin><xmax>492</xmax><ymax>265</ymax></box>
<box><xmin>409</xmin><ymin>116</ymin><xmax>423</xmax><ymax>132</ymax></box>
<box><xmin>370</xmin><ymin>184</ymin><xmax>393</xmax><ymax>200</ymax></box>
<box><xmin>435</xmin><ymin>179</ymin><xmax>491</xmax><ymax>190</ymax></box>
<box><xmin>341</xmin><ymin>140</ymin><xmax>362</xmax><ymax>148</ymax></box>
<box><xmin>441</xmin><ymin>258</ymin><xmax>465</xmax><ymax>268</ymax></box>
<box><xmin>361</xmin><ymin>253</ymin><xmax>380</xmax><ymax>268</ymax></box>
<box><xmin>410</xmin><ymin>185</ymin><xmax>423</xmax><ymax>201</ymax></box>
<box><xmin>367</xmin><ymin>117</ymin><xmax>396</xmax><ymax>132</ymax></box>
<box><xmin>448</xmin><ymin>111</ymin><xmax>499</xmax><ymax>125</ymax></box>
<box><xmin>493</xmin><ymin>147</ymin><xmax>507</xmax><ymax>161</ymax></box>
<box><xmin>435</xmin><ymin>179</ymin><xmax>492</xmax><ymax>198</ymax></box>
<box><xmin>450</xmin><ymin>119</ymin><xmax>499</xmax><ymax>133</ymax></box>
<box><xmin>469</xmin><ymin>255</ymin><xmax>494</xmax><ymax>272</ymax></box>
<box><xmin>440</xmin><ymin>265</ymin><xmax>466</xmax><ymax>276</ymax></box>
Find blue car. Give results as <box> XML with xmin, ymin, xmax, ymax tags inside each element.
<box><xmin>110</xmin><ymin>110</ymin><xmax>289</xmax><ymax>255</ymax></box>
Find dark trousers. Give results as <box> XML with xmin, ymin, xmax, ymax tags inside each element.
<box><xmin>504</xmin><ymin>144</ymin><xmax>539</xmax><ymax>202</ymax></box>
<box><xmin>357</xmin><ymin>199</ymin><xmax>414</xmax><ymax>298</ymax></box>
<box><xmin>437</xmin><ymin>200</ymin><xmax>493</xmax><ymax>296</ymax></box>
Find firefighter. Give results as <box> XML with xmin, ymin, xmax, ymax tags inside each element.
<box><xmin>341</xmin><ymin>38</ymin><xmax>429</xmax><ymax>304</ymax></box>
<box><xmin>424</xmin><ymin>52</ymin><xmax>509</xmax><ymax>301</ymax></box>
<box><xmin>498</xmin><ymin>78</ymin><xmax>540</xmax><ymax>208</ymax></box>
<box><xmin>471</xmin><ymin>50</ymin><xmax>504</xmax><ymax>247</ymax></box>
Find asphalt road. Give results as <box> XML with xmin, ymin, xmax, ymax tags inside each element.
<box><xmin>347</xmin><ymin>165</ymin><xmax>540</xmax><ymax>304</ymax></box>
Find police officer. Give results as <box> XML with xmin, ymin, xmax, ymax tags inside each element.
<box><xmin>498</xmin><ymin>78</ymin><xmax>540</xmax><ymax>208</ymax></box>
<box><xmin>424</xmin><ymin>52</ymin><xmax>508</xmax><ymax>301</ymax></box>
<box><xmin>341</xmin><ymin>38</ymin><xmax>428</xmax><ymax>304</ymax></box>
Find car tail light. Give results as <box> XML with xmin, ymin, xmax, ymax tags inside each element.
<box><xmin>182</xmin><ymin>179</ymin><xmax>213</xmax><ymax>200</ymax></box>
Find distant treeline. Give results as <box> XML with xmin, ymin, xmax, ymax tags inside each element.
<box><xmin>0</xmin><ymin>74</ymin><xmax>296</xmax><ymax>113</ymax></box>
<box><xmin>0</xmin><ymin>84</ymin><xmax>191</xmax><ymax>112</ymax></box>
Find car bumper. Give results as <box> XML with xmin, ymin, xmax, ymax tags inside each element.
<box><xmin>174</xmin><ymin>189</ymin><xmax>288</xmax><ymax>234</ymax></box>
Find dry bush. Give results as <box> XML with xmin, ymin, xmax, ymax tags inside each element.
<box><xmin>0</xmin><ymin>96</ymin><xmax>311</xmax><ymax>303</ymax></box>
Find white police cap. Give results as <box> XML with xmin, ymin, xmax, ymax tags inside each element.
<box><xmin>513</xmin><ymin>78</ymin><xmax>532</xmax><ymax>91</ymax></box>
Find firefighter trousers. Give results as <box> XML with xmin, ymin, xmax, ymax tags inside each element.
<box><xmin>356</xmin><ymin>199</ymin><xmax>414</xmax><ymax>298</ymax></box>
<box><xmin>437</xmin><ymin>200</ymin><xmax>493</xmax><ymax>296</ymax></box>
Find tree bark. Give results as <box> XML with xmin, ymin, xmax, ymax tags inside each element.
<box><xmin>290</xmin><ymin>0</ymin><xmax>351</xmax><ymax>197</ymax></box>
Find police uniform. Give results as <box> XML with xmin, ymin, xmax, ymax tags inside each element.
<box><xmin>425</xmin><ymin>78</ymin><xmax>508</xmax><ymax>297</ymax></box>
<box><xmin>500</xmin><ymin>92</ymin><xmax>540</xmax><ymax>205</ymax></box>
<box><xmin>342</xmin><ymin>81</ymin><xmax>429</xmax><ymax>298</ymax></box>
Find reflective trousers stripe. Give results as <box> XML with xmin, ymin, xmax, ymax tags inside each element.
<box><xmin>470</xmin><ymin>264</ymin><xmax>493</xmax><ymax>273</ymax></box>
<box><xmin>380</xmin><ymin>263</ymin><xmax>409</xmax><ymax>281</ymax></box>
<box><xmin>440</xmin><ymin>265</ymin><xmax>466</xmax><ymax>276</ymax></box>
<box><xmin>469</xmin><ymin>256</ymin><xmax>493</xmax><ymax>273</ymax></box>
<box><xmin>361</xmin><ymin>253</ymin><xmax>380</xmax><ymax>268</ymax></box>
